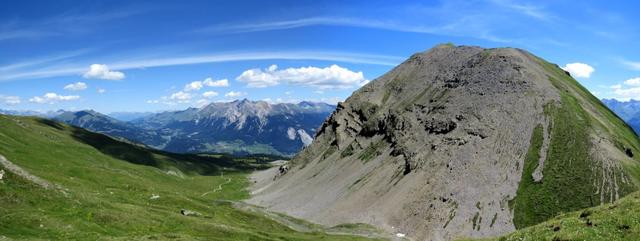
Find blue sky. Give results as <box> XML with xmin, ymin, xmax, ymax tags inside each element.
<box><xmin>1</xmin><ymin>0</ymin><xmax>640</xmax><ymax>113</ymax></box>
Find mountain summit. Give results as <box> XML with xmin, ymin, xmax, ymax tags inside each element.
<box><xmin>249</xmin><ymin>45</ymin><xmax>640</xmax><ymax>240</ymax></box>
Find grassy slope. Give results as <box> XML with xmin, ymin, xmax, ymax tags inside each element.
<box><xmin>0</xmin><ymin>115</ymin><xmax>373</xmax><ymax>240</ymax></box>
<box><xmin>508</xmin><ymin>56</ymin><xmax>640</xmax><ymax>229</ymax></box>
<box><xmin>462</xmin><ymin>191</ymin><xmax>640</xmax><ymax>241</ymax></box>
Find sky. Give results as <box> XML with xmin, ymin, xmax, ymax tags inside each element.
<box><xmin>1</xmin><ymin>0</ymin><xmax>640</xmax><ymax>113</ymax></box>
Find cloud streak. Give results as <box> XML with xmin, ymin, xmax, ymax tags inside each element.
<box><xmin>0</xmin><ymin>8</ymin><xmax>145</xmax><ymax>42</ymax></box>
<box><xmin>488</xmin><ymin>0</ymin><xmax>552</xmax><ymax>21</ymax></box>
<box><xmin>194</xmin><ymin>16</ymin><xmax>511</xmax><ymax>42</ymax></box>
<box><xmin>0</xmin><ymin>50</ymin><xmax>404</xmax><ymax>82</ymax></box>
<box><xmin>622</xmin><ymin>60</ymin><xmax>640</xmax><ymax>71</ymax></box>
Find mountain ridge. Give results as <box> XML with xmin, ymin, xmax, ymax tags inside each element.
<box><xmin>248</xmin><ymin>45</ymin><xmax>640</xmax><ymax>240</ymax></box>
<box><xmin>46</xmin><ymin>100</ymin><xmax>335</xmax><ymax>156</ymax></box>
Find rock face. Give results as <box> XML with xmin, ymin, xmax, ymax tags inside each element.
<box><xmin>248</xmin><ymin>45</ymin><xmax>640</xmax><ymax>240</ymax></box>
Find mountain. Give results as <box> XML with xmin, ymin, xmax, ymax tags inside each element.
<box><xmin>0</xmin><ymin>109</ymin><xmax>65</xmax><ymax>118</ymax></box>
<box><xmin>50</xmin><ymin>101</ymin><xmax>334</xmax><ymax>156</ymax></box>
<box><xmin>131</xmin><ymin>99</ymin><xmax>335</xmax><ymax>155</ymax></box>
<box><xmin>0</xmin><ymin>114</ymin><xmax>372</xmax><ymax>240</ymax></box>
<box><xmin>602</xmin><ymin>98</ymin><xmax>640</xmax><ymax>134</ymax></box>
<box><xmin>52</xmin><ymin>110</ymin><xmax>165</xmax><ymax>147</ymax></box>
<box><xmin>249</xmin><ymin>45</ymin><xmax>640</xmax><ymax>240</ymax></box>
<box><xmin>108</xmin><ymin>111</ymin><xmax>156</xmax><ymax>121</ymax></box>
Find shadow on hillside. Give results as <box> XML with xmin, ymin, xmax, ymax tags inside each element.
<box><xmin>69</xmin><ymin>126</ymin><xmax>159</xmax><ymax>166</ymax></box>
<box><xmin>65</xmin><ymin>125</ymin><xmax>262</xmax><ymax>175</ymax></box>
<box><xmin>35</xmin><ymin>118</ymin><xmax>273</xmax><ymax>175</ymax></box>
<box><xmin>37</xmin><ymin>118</ymin><xmax>65</xmax><ymax>130</ymax></box>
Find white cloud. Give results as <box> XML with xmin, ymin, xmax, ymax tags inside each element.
<box><xmin>235</xmin><ymin>65</ymin><xmax>280</xmax><ymax>88</ymax></box>
<box><xmin>236</xmin><ymin>64</ymin><xmax>368</xmax><ymax>89</ymax></box>
<box><xmin>561</xmin><ymin>63</ymin><xmax>594</xmax><ymax>78</ymax></box>
<box><xmin>97</xmin><ymin>88</ymin><xmax>106</xmax><ymax>94</ymax></box>
<box><xmin>184</xmin><ymin>78</ymin><xmax>229</xmax><ymax>91</ymax></box>
<box><xmin>612</xmin><ymin>87</ymin><xmax>640</xmax><ymax>101</ymax></box>
<box><xmin>0</xmin><ymin>95</ymin><xmax>21</xmax><ymax>105</ymax></box>
<box><xmin>204</xmin><ymin>78</ymin><xmax>229</xmax><ymax>87</ymax></box>
<box><xmin>184</xmin><ymin>81</ymin><xmax>203</xmax><ymax>91</ymax></box>
<box><xmin>63</xmin><ymin>82</ymin><xmax>87</xmax><ymax>91</ymax></box>
<box><xmin>149</xmin><ymin>88</ymin><xmax>216</xmax><ymax>106</ymax></box>
<box><xmin>148</xmin><ymin>91</ymin><xmax>194</xmax><ymax>105</ymax></box>
<box><xmin>169</xmin><ymin>91</ymin><xmax>192</xmax><ymax>103</ymax></box>
<box><xmin>608</xmin><ymin>77</ymin><xmax>640</xmax><ymax>101</ymax></box>
<box><xmin>624</xmin><ymin>77</ymin><xmax>640</xmax><ymax>86</ymax></box>
<box><xmin>83</xmin><ymin>64</ymin><xmax>125</xmax><ymax>80</ymax></box>
<box><xmin>225</xmin><ymin>91</ymin><xmax>246</xmax><ymax>97</ymax></box>
<box><xmin>29</xmin><ymin>92</ymin><xmax>79</xmax><ymax>104</ymax></box>
<box><xmin>202</xmin><ymin>91</ymin><xmax>218</xmax><ymax>98</ymax></box>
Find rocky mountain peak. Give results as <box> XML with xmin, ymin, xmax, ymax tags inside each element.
<box><xmin>249</xmin><ymin>45</ymin><xmax>640</xmax><ymax>240</ymax></box>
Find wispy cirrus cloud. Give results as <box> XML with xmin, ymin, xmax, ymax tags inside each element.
<box><xmin>0</xmin><ymin>50</ymin><xmax>404</xmax><ymax>82</ymax></box>
<box><xmin>193</xmin><ymin>16</ymin><xmax>511</xmax><ymax>43</ymax></box>
<box><xmin>0</xmin><ymin>8</ymin><xmax>145</xmax><ymax>42</ymax></box>
<box><xmin>488</xmin><ymin>0</ymin><xmax>552</xmax><ymax>21</ymax></box>
<box><xmin>0</xmin><ymin>49</ymin><xmax>91</xmax><ymax>72</ymax></box>
<box><xmin>191</xmin><ymin>0</ymin><xmax>563</xmax><ymax>44</ymax></box>
<box><xmin>622</xmin><ymin>60</ymin><xmax>640</xmax><ymax>71</ymax></box>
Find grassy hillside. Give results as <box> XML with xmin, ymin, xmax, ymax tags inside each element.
<box><xmin>462</xmin><ymin>191</ymin><xmax>640</xmax><ymax>241</ymax></box>
<box><xmin>507</xmin><ymin>56</ymin><xmax>640</xmax><ymax>229</ymax></box>
<box><xmin>0</xmin><ymin>114</ymin><xmax>375</xmax><ymax>240</ymax></box>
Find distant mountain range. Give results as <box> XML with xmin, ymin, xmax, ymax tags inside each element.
<box><xmin>40</xmin><ymin>99</ymin><xmax>334</xmax><ymax>156</ymax></box>
<box><xmin>0</xmin><ymin>109</ymin><xmax>64</xmax><ymax>118</ymax></box>
<box><xmin>602</xmin><ymin>99</ymin><xmax>640</xmax><ymax>134</ymax></box>
<box><xmin>108</xmin><ymin>111</ymin><xmax>156</xmax><ymax>121</ymax></box>
<box><xmin>52</xmin><ymin>110</ymin><xmax>165</xmax><ymax>146</ymax></box>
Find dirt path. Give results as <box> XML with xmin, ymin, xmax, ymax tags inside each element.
<box><xmin>201</xmin><ymin>171</ymin><xmax>232</xmax><ymax>197</ymax></box>
<box><xmin>0</xmin><ymin>154</ymin><xmax>57</xmax><ymax>190</ymax></box>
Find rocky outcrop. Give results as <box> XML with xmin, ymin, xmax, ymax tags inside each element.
<box><xmin>248</xmin><ymin>45</ymin><xmax>640</xmax><ymax>241</ymax></box>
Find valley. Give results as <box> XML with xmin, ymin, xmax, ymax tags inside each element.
<box><xmin>50</xmin><ymin>100</ymin><xmax>335</xmax><ymax>156</ymax></box>
<box><xmin>3</xmin><ymin>0</ymin><xmax>640</xmax><ymax>240</ymax></box>
<box><xmin>0</xmin><ymin>114</ymin><xmax>377</xmax><ymax>240</ymax></box>
<box><xmin>2</xmin><ymin>45</ymin><xmax>640</xmax><ymax>241</ymax></box>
